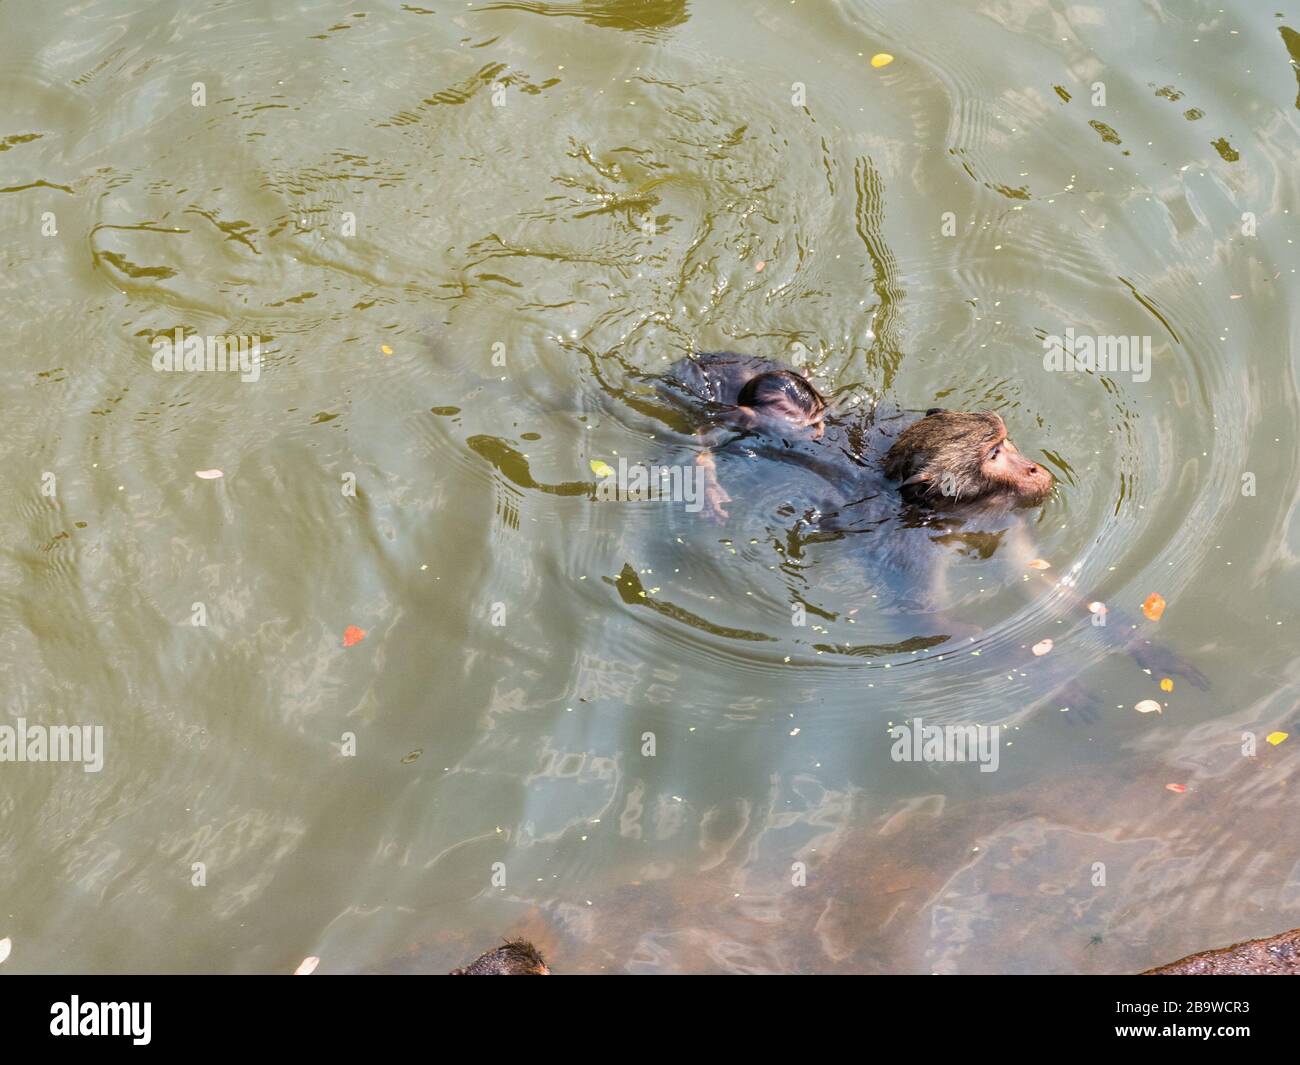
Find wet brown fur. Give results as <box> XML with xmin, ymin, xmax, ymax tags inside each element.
<box><xmin>450</xmin><ymin>938</ymin><xmax>551</xmax><ymax>975</ymax></box>
<box><xmin>883</xmin><ymin>408</ymin><xmax>1052</xmax><ymax>508</ymax></box>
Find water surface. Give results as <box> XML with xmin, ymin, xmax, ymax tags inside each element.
<box><xmin>1</xmin><ymin>0</ymin><xmax>1298</xmax><ymax>973</ymax></box>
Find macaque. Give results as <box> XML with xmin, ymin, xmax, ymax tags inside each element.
<box><xmin>878</xmin><ymin>407</ymin><xmax>1205</xmax><ymax>687</ymax></box>
<box><xmin>658</xmin><ymin>353</ymin><xmax>831</xmax><ymax>522</ymax></box>
<box><xmin>875</xmin><ymin>407</ymin><xmax>1056</xmax><ymax>609</ymax></box>
<box><xmin>662</xmin><ymin>355</ymin><xmax>1052</xmax><ymax>526</ymax></box>
<box><xmin>650</xmin><ymin>353</ymin><xmax>1205</xmax><ymax>686</ymax></box>
<box><xmin>883</xmin><ymin>408</ymin><xmax>1054</xmax><ymax>510</ymax></box>
<box><xmin>450</xmin><ymin>939</ymin><xmax>551</xmax><ymax>975</ymax></box>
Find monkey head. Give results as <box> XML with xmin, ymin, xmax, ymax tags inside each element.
<box><xmin>883</xmin><ymin>408</ymin><xmax>1053</xmax><ymax>508</ymax></box>
<box><xmin>450</xmin><ymin>938</ymin><xmax>551</xmax><ymax>975</ymax></box>
<box><xmin>734</xmin><ymin>370</ymin><xmax>827</xmax><ymax>439</ymax></box>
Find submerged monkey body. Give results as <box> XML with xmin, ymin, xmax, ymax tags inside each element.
<box><xmin>659</xmin><ymin>353</ymin><xmax>1053</xmax><ymax>597</ymax></box>
<box><xmin>643</xmin><ymin>353</ymin><xmax>1208</xmax><ymax>683</ymax></box>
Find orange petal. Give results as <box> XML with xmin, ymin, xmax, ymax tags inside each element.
<box><xmin>1165</xmin><ymin>783</ymin><xmax>1187</xmax><ymax>794</ymax></box>
<box><xmin>1142</xmin><ymin>593</ymin><xmax>1166</xmax><ymax>621</ymax></box>
<box><xmin>294</xmin><ymin>956</ymin><xmax>320</xmax><ymax>975</ymax></box>
<box><xmin>1032</xmin><ymin>639</ymin><xmax>1053</xmax><ymax>656</ymax></box>
<box><xmin>343</xmin><ymin>625</ymin><xmax>366</xmax><ymax>648</ymax></box>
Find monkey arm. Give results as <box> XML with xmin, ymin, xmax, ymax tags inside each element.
<box><xmin>657</xmin><ymin>355</ymin><xmax>764</xmax><ymax>525</ymax></box>
<box><xmin>1011</xmin><ymin>541</ymin><xmax>1210</xmax><ymax>690</ymax></box>
<box><xmin>1091</xmin><ymin>602</ymin><xmax>1210</xmax><ymax>689</ymax></box>
<box><xmin>950</xmin><ymin>515</ymin><xmax>1209</xmax><ymax>689</ymax></box>
<box><xmin>693</xmin><ymin>423</ymin><xmax>749</xmax><ymax>523</ymax></box>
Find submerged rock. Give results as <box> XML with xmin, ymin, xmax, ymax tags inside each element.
<box><xmin>1143</xmin><ymin>928</ymin><xmax>1300</xmax><ymax>975</ymax></box>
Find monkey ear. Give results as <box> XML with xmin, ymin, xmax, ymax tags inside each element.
<box><xmin>925</xmin><ymin>407</ymin><xmax>945</xmax><ymax>417</ymax></box>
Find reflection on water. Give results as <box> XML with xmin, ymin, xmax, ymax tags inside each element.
<box><xmin>1</xmin><ymin>0</ymin><xmax>1298</xmax><ymax>973</ymax></box>
<box><xmin>480</xmin><ymin>0</ymin><xmax>690</xmax><ymax>38</ymax></box>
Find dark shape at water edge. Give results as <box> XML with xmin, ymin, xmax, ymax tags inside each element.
<box><xmin>452</xmin><ymin>939</ymin><xmax>551</xmax><ymax>975</ymax></box>
<box><xmin>1142</xmin><ymin>927</ymin><xmax>1300</xmax><ymax>975</ymax></box>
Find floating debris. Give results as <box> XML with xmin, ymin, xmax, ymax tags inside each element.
<box><xmin>1211</xmin><ymin>137</ymin><xmax>1239</xmax><ymax>162</ymax></box>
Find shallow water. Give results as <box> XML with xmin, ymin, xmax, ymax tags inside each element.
<box><xmin>1</xmin><ymin>0</ymin><xmax>1297</xmax><ymax>974</ymax></box>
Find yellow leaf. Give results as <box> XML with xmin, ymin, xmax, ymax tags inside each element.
<box><xmin>1266</xmin><ymin>731</ymin><xmax>1288</xmax><ymax>746</ymax></box>
<box><xmin>1159</xmin><ymin>678</ymin><xmax>1174</xmax><ymax>692</ymax></box>
<box><xmin>380</xmin><ymin>344</ymin><xmax>394</xmax><ymax>355</ymax></box>
<box><xmin>590</xmin><ymin>460</ymin><xmax>615</xmax><ymax>478</ymax></box>
<box><xmin>871</xmin><ymin>53</ymin><xmax>894</xmax><ymax>68</ymax></box>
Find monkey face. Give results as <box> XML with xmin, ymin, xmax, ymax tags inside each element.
<box><xmin>884</xmin><ymin>409</ymin><xmax>1053</xmax><ymax>508</ymax></box>
<box><xmin>981</xmin><ymin>432</ymin><xmax>1053</xmax><ymax>502</ymax></box>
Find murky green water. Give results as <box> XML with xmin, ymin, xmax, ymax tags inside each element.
<box><xmin>2</xmin><ymin>0</ymin><xmax>1297</xmax><ymax>974</ymax></box>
